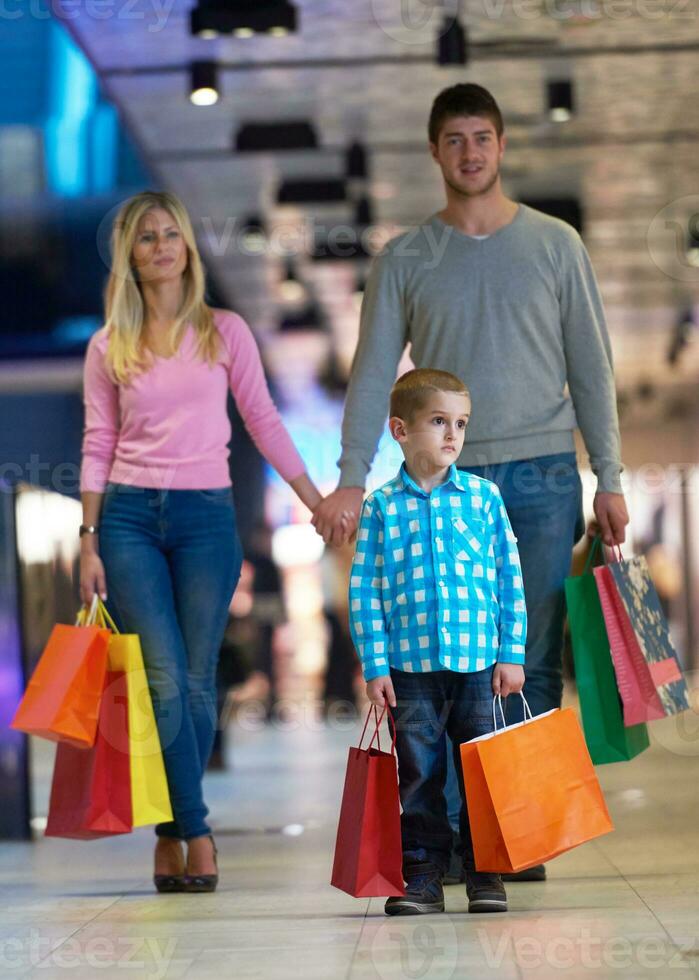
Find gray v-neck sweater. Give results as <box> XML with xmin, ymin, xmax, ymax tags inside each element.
<box><xmin>338</xmin><ymin>204</ymin><xmax>622</xmax><ymax>493</ymax></box>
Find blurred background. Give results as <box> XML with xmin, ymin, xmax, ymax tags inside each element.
<box><xmin>1</xmin><ymin>0</ymin><xmax>698</xmax><ymax>839</ymax></box>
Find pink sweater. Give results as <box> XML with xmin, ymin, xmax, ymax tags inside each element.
<box><xmin>81</xmin><ymin>309</ymin><xmax>307</xmax><ymax>492</ymax></box>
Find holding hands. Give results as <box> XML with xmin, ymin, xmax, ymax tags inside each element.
<box><xmin>311</xmin><ymin>487</ymin><xmax>363</xmax><ymax>546</ymax></box>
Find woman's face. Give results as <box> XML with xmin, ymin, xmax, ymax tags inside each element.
<box><xmin>130</xmin><ymin>207</ymin><xmax>188</xmax><ymax>284</ymax></box>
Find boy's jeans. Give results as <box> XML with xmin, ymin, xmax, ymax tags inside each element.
<box><xmin>390</xmin><ymin>665</ymin><xmax>495</xmax><ymax>875</ymax></box>
<box><xmin>100</xmin><ymin>483</ymin><xmax>243</xmax><ymax>840</ymax></box>
<box><xmin>445</xmin><ymin>452</ymin><xmax>586</xmax><ymax>830</ymax></box>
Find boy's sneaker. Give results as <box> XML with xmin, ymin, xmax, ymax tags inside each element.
<box><xmin>385</xmin><ymin>863</ymin><xmax>445</xmax><ymax>916</ymax></box>
<box><xmin>465</xmin><ymin>871</ymin><xmax>508</xmax><ymax>913</ymax></box>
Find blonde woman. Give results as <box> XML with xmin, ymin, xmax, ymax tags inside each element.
<box><xmin>79</xmin><ymin>191</ymin><xmax>322</xmax><ymax>893</ymax></box>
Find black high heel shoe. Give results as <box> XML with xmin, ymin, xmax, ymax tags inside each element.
<box><xmin>184</xmin><ymin>834</ymin><xmax>218</xmax><ymax>893</ymax></box>
<box><xmin>153</xmin><ymin>839</ymin><xmax>187</xmax><ymax>893</ymax></box>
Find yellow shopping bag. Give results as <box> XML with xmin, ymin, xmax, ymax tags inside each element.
<box><xmin>97</xmin><ymin>602</ymin><xmax>173</xmax><ymax>827</ymax></box>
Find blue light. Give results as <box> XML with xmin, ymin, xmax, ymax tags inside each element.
<box><xmin>44</xmin><ymin>21</ymin><xmax>97</xmax><ymax>196</ymax></box>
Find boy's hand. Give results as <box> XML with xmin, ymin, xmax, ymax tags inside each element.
<box><xmin>492</xmin><ymin>663</ymin><xmax>525</xmax><ymax>697</ymax></box>
<box><xmin>366</xmin><ymin>675</ymin><xmax>396</xmax><ymax>708</ymax></box>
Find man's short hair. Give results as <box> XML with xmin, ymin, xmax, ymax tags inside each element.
<box><xmin>390</xmin><ymin>368</ymin><xmax>470</xmax><ymax>423</ymax></box>
<box><xmin>428</xmin><ymin>83</ymin><xmax>504</xmax><ymax>145</ymax></box>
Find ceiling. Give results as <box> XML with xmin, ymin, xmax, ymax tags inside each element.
<box><xmin>57</xmin><ymin>0</ymin><xmax>699</xmax><ymax>399</ymax></box>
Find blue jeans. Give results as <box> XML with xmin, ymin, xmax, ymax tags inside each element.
<box><xmin>390</xmin><ymin>665</ymin><xmax>495</xmax><ymax>874</ymax></box>
<box><xmin>99</xmin><ymin>484</ymin><xmax>243</xmax><ymax>840</ymax></box>
<box><xmin>445</xmin><ymin>452</ymin><xmax>585</xmax><ymax>830</ymax></box>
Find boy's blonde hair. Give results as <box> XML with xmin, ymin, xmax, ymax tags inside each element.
<box><xmin>390</xmin><ymin>368</ymin><xmax>470</xmax><ymax>423</ymax></box>
<box><xmin>103</xmin><ymin>190</ymin><xmax>218</xmax><ymax>383</ymax></box>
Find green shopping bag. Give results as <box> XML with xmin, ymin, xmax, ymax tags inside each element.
<box><xmin>565</xmin><ymin>537</ymin><xmax>649</xmax><ymax>765</ymax></box>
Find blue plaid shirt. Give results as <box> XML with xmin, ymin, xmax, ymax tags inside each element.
<box><xmin>349</xmin><ymin>463</ymin><xmax>527</xmax><ymax>681</ymax></box>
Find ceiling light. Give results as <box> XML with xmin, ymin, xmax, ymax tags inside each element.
<box><xmin>353</xmin><ymin>273</ymin><xmax>366</xmax><ymax>311</ymax></box>
<box><xmin>686</xmin><ymin>219</ymin><xmax>699</xmax><ymax>267</ymax></box>
<box><xmin>437</xmin><ymin>15</ymin><xmax>468</xmax><ymax>66</ymax></box>
<box><xmin>346</xmin><ymin>141</ymin><xmax>368</xmax><ymax>180</ymax></box>
<box><xmin>279</xmin><ymin>260</ymin><xmax>306</xmax><ymax>303</ymax></box>
<box><xmin>277</xmin><ymin>178</ymin><xmax>347</xmax><ymax>205</ymax></box>
<box><xmin>191</xmin><ymin>1</ymin><xmax>298</xmax><ymax>39</ymax></box>
<box><xmin>190</xmin><ymin>61</ymin><xmax>219</xmax><ymax>106</ymax></box>
<box><xmin>235</xmin><ymin>120</ymin><xmax>317</xmax><ymax>152</ymax></box>
<box><xmin>547</xmin><ymin>80</ymin><xmax>575</xmax><ymax>122</ymax></box>
<box><xmin>240</xmin><ymin>214</ymin><xmax>267</xmax><ymax>254</ymax></box>
<box><xmin>355</xmin><ymin>197</ymin><xmax>373</xmax><ymax>227</ymax></box>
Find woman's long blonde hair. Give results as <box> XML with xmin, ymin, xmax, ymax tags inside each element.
<box><xmin>104</xmin><ymin>190</ymin><xmax>218</xmax><ymax>382</ymax></box>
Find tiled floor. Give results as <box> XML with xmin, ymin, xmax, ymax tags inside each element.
<box><xmin>2</xmin><ymin>700</ymin><xmax>698</xmax><ymax>979</ymax></box>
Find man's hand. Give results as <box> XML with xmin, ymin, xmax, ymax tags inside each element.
<box><xmin>311</xmin><ymin>486</ymin><xmax>364</xmax><ymax>546</ymax></box>
<box><xmin>589</xmin><ymin>492</ymin><xmax>629</xmax><ymax>547</ymax></box>
<box><xmin>492</xmin><ymin>663</ymin><xmax>524</xmax><ymax>698</ymax></box>
<box><xmin>366</xmin><ymin>675</ymin><xmax>396</xmax><ymax>708</ymax></box>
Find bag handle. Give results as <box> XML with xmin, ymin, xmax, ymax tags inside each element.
<box><xmin>75</xmin><ymin>593</ymin><xmax>100</xmax><ymax>627</ymax></box>
<box><xmin>492</xmin><ymin>692</ymin><xmax>533</xmax><ymax>730</ymax></box>
<box><xmin>75</xmin><ymin>596</ymin><xmax>119</xmax><ymax>633</ymax></box>
<box><xmin>583</xmin><ymin>534</ymin><xmax>606</xmax><ymax>575</ymax></box>
<box><xmin>608</xmin><ymin>543</ymin><xmax>624</xmax><ymax>562</ymax></box>
<box><xmin>357</xmin><ymin>697</ymin><xmax>397</xmax><ymax>757</ymax></box>
<box><xmin>95</xmin><ymin>599</ymin><xmax>120</xmax><ymax>634</ymax></box>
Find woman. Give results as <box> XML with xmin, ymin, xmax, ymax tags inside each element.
<box><xmin>79</xmin><ymin>190</ymin><xmax>322</xmax><ymax>893</ymax></box>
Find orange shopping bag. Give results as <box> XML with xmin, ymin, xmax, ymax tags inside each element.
<box><xmin>11</xmin><ymin>596</ymin><xmax>110</xmax><ymax>748</ymax></box>
<box><xmin>460</xmin><ymin>695</ymin><xmax>614</xmax><ymax>874</ymax></box>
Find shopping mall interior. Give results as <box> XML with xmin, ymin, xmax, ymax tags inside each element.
<box><xmin>0</xmin><ymin>1</ymin><xmax>698</xmax><ymax>977</ymax></box>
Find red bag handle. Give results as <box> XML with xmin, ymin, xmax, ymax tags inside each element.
<box><xmin>357</xmin><ymin>697</ymin><xmax>397</xmax><ymax>757</ymax></box>
<box><xmin>607</xmin><ymin>543</ymin><xmax>625</xmax><ymax>562</ymax></box>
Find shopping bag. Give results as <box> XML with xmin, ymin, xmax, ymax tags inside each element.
<box><xmin>331</xmin><ymin>702</ymin><xmax>405</xmax><ymax>898</ymax></box>
<box><xmin>460</xmin><ymin>696</ymin><xmax>614</xmax><ymax>873</ymax></box>
<box><xmin>594</xmin><ymin>548</ymin><xmax>690</xmax><ymax>726</ymax></box>
<box><xmin>45</xmin><ymin>668</ymin><xmax>133</xmax><ymax>839</ymax></box>
<box><xmin>11</xmin><ymin>595</ymin><xmax>109</xmax><ymax>748</ymax></box>
<box><xmin>565</xmin><ymin>536</ymin><xmax>650</xmax><ymax>764</ymax></box>
<box><xmin>97</xmin><ymin>602</ymin><xmax>173</xmax><ymax>827</ymax></box>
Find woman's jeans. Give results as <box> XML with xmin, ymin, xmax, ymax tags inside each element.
<box><xmin>445</xmin><ymin>452</ymin><xmax>586</xmax><ymax>831</ymax></box>
<box><xmin>391</xmin><ymin>666</ymin><xmax>495</xmax><ymax>875</ymax></box>
<box><xmin>100</xmin><ymin>484</ymin><xmax>243</xmax><ymax>840</ymax></box>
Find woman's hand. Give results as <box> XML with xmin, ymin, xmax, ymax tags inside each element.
<box><xmin>79</xmin><ymin>548</ymin><xmax>108</xmax><ymax>604</ymax></box>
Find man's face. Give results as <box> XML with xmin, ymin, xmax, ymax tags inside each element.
<box><xmin>429</xmin><ymin>115</ymin><xmax>505</xmax><ymax>199</ymax></box>
<box><xmin>392</xmin><ymin>391</ymin><xmax>472</xmax><ymax>477</ymax></box>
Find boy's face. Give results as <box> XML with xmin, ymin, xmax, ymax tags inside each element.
<box><xmin>391</xmin><ymin>391</ymin><xmax>471</xmax><ymax>476</ymax></box>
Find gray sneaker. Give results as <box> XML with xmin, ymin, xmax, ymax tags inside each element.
<box><xmin>465</xmin><ymin>871</ymin><xmax>508</xmax><ymax>913</ymax></box>
<box><xmin>385</xmin><ymin>863</ymin><xmax>445</xmax><ymax>916</ymax></box>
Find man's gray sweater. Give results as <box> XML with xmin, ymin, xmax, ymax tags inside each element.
<box><xmin>338</xmin><ymin>204</ymin><xmax>623</xmax><ymax>494</ymax></box>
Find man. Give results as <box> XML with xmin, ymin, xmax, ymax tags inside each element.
<box><xmin>312</xmin><ymin>83</ymin><xmax>629</xmax><ymax>880</ymax></box>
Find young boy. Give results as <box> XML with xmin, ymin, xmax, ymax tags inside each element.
<box><xmin>348</xmin><ymin>368</ymin><xmax>526</xmax><ymax>915</ymax></box>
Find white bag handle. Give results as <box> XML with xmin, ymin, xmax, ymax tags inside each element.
<box><xmin>492</xmin><ymin>692</ymin><xmax>533</xmax><ymax>731</ymax></box>
<box><xmin>75</xmin><ymin>593</ymin><xmax>100</xmax><ymax>627</ymax></box>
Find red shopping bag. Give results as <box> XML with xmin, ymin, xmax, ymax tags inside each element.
<box><xmin>11</xmin><ymin>619</ymin><xmax>109</xmax><ymax>748</ymax></box>
<box><xmin>45</xmin><ymin>670</ymin><xmax>133</xmax><ymax>840</ymax></box>
<box><xmin>461</xmin><ymin>696</ymin><xmax>614</xmax><ymax>873</ymax></box>
<box><xmin>331</xmin><ymin>703</ymin><xmax>404</xmax><ymax>898</ymax></box>
<box><xmin>594</xmin><ymin>547</ymin><xmax>689</xmax><ymax>726</ymax></box>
